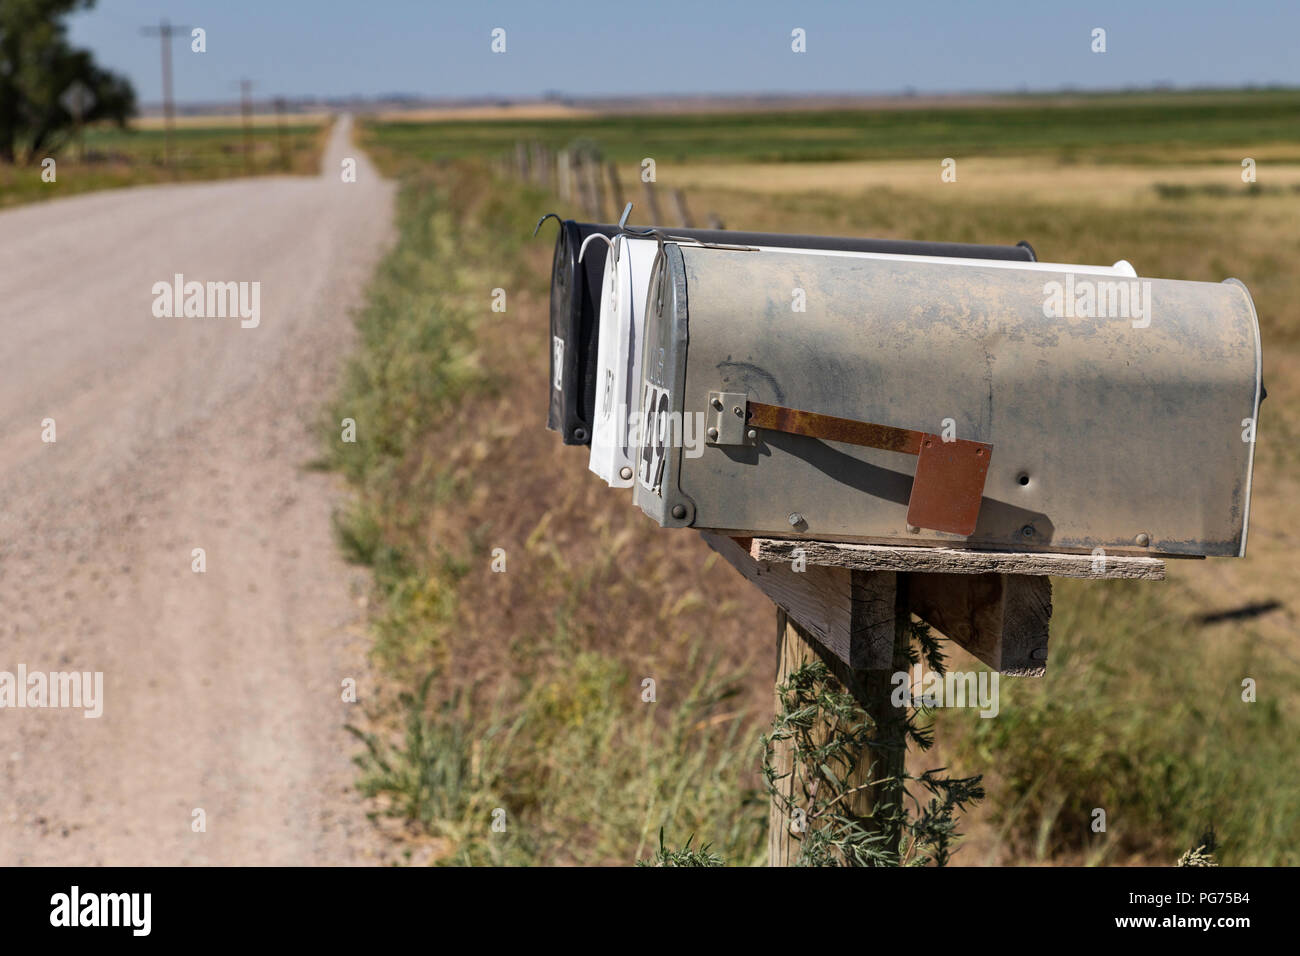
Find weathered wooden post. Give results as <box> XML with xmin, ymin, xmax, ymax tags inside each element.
<box><xmin>670</xmin><ymin>188</ymin><xmax>694</xmax><ymax>227</ymax></box>
<box><xmin>543</xmin><ymin>146</ymin><xmax>556</xmax><ymax>192</ymax></box>
<box><xmin>557</xmin><ymin>150</ymin><xmax>572</xmax><ymax>202</ymax></box>
<box><xmin>606</xmin><ymin>161</ymin><xmax>624</xmax><ymax>215</ymax></box>
<box><xmin>766</xmin><ymin>608</ymin><xmax>812</xmax><ymax>868</ymax></box>
<box><xmin>766</xmin><ymin>583</ymin><xmax>911</xmax><ymax>866</ymax></box>
<box><xmin>575</xmin><ymin>152</ymin><xmax>597</xmax><ymax>218</ymax></box>
<box><xmin>589</xmin><ymin>155</ymin><xmax>608</xmax><ymax>222</ymax></box>
<box><xmin>526</xmin><ymin>141</ymin><xmax>542</xmax><ymax>185</ymax></box>
<box><xmin>641</xmin><ymin>179</ymin><xmax>663</xmax><ymax>226</ymax></box>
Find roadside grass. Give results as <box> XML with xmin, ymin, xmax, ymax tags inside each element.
<box><xmin>335</xmin><ymin>104</ymin><xmax>1300</xmax><ymax>865</ymax></box>
<box><xmin>325</xmin><ymin>159</ymin><xmax>770</xmax><ymax>865</ymax></box>
<box><xmin>935</xmin><ymin>580</ymin><xmax>1298</xmax><ymax>866</ymax></box>
<box><xmin>0</xmin><ymin>121</ymin><xmax>328</xmax><ymax>209</ymax></box>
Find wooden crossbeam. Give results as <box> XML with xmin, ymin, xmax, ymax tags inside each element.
<box><xmin>749</xmin><ymin>538</ymin><xmax>1167</xmax><ymax>580</ymax></box>
<box><xmin>704</xmin><ymin>533</ymin><xmax>1067</xmax><ymax>677</ymax></box>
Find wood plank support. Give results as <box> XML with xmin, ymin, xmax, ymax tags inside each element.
<box><xmin>909</xmin><ymin>571</ymin><xmax>1052</xmax><ymax>677</ymax></box>
<box><xmin>750</xmin><ymin>538</ymin><xmax>1167</xmax><ymax>580</ymax></box>
<box><xmin>703</xmin><ymin>533</ymin><xmax>895</xmax><ymax>669</ymax></box>
<box><xmin>705</xmin><ymin>532</ymin><xmax>1057</xmax><ymax>676</ymax></box>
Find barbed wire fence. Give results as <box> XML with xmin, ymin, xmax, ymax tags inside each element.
<box><xmin>502</xmin><ymin>139</ymin><xmax>725</xmax><ymax>229</ymax></box>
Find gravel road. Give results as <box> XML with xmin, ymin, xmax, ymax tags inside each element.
<box><xmin>0</xmin><ymin>115</ymin><xmax>393</xmax><ymax>864</ymax></box>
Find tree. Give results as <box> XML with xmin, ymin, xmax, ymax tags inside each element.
<box><xmin>0</xmin><ymin>0</ymin><xmax>136</xmax><ymax>164</ymax></box>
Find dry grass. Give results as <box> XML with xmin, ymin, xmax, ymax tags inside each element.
<box><xmin>655</xmin><ymin>156</ymin><xmax>1300</xmax><ymax>208</ymax></box>
<box><xmin>130</xmin><ymin>112</ymin><xmax>332</xmax><ymax>130</ymax></box>
<box><xmin>375</xmin><ymin>104</ymin><xmax>598</xmax><ymax>123</ymax></box>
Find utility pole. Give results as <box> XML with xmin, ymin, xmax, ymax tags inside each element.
<box><xmin>238</xmin><ymin>78</ymin><xmax>254</xmax><ymax>173</ymax></box>
<box><xmin>273</xmin><ymin>97</ymin><xmax>289</xmax><ymax>170</ymax></box>
<box><xmin>139</xmin><ymin>19</ymin><xmax>192</xmax><ymax>170</ymax></box>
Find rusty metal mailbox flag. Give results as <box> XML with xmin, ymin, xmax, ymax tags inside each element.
<box><xmin>632</xmin><ymin>244</ymin><xmax>1261</xmax><ymax>557</ymax></box>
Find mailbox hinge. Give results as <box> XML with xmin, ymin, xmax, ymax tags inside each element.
<box><xmin>705</xmin><ymin>391</ymin><xmax>754</xmax><ymax>446</ymax></box>
<box><xmin>729</xmin><ymin>399</ymin><xmax>993</xmax><ymax>537</ymax></box>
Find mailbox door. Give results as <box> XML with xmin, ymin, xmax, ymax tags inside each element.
<box><xmin>590</xmin><ymin>236</ymin><xmax>660</xmax><ymax>487</ymax></box>
<box><xmin>547</xmin><ymin>220</ymin><xmax>619</xmax><ymax>444</ymax></box>
<box><xmin>635</xmin><ymin>245</ymin><xmax>1260</xmax><ymax>558</ymax></box>
<box><xmin>633</xmin><ymin>245</ymin><xmax>696</xmax><ymax>528</ymax></box>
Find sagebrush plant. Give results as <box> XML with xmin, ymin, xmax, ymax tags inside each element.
<box><xmin>1176</xmin><ymin>828</ymin><xmax>1220</xmax><ymax>868</ymax></box>
<box><xmin>637</xmin><ymin>829</ymin><xmax>725</xmax><ymax>867</ymax></box>
<box><xmin>763</xmin><ymin>620</ymin><xmax>984</xmax><ymax>867</ymax></box>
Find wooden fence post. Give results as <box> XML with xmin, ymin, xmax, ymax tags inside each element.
<box><xmin>514</xmin><ymin>141</ymin><xmax>529</xmax><ymax>181</ymax></box>
<box><xmin>606</xmin><ymin>161</ymin><xmax>624</xmax><ymax>215</ymax></box>
<box><xmin>529</xmin><ymin>141</ymin><xmax>548</xmax><ymax>187</ymax></box>
<box><xmin>766</xmin><ymin>573</ymin><xmax>911</xmax><ymax>865</ymax></box>
<box><xmin>557</xmin><ymin>150</ymin><xmax>572</xmax><ymax>202</ymax></box>
<box><xmin>670</xmin><ymin>188</ymin><xmax>694</xmax><ymax>228</ymax></box>
<box><xmin>767</xmin><ymin>608</ymin><xmax>817</xmax><ymax>868</ymax></box>
<box><xmin>859</xmin><ymin>572</ymin><xmax>912</xmax><ymax>859</ymax></box>
<box><xmin>571</xmin><ymin>153</ymin><xmax>586</xmax><ymax>213</ymax></box>
<box><xmin>543</xmin><ymin>146</ymin><xmax>556</xmax><ymax>192</ymax></box>
<box><xmin>589</xmin><ymin>156</ymin><xmax>608</xmax><ymax>221</ymax></box>
<box><xmin>642</xmin><ymin>179</ymin><xmax>663</xmax><ymax>226</ymax></box>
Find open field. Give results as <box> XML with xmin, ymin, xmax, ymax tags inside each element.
<box><xmin>374</xmin><ymin>104</ymin><xmax>599</xmax><ymax>123</ymax></box>
<box><xmin>0</xmin><ymin>118</ymin><xmax>329</xmax><ymax>210</ymax></box>
<box><xmin>365</xmin><ymin>89</ymin><xmax>1300</xmax><ymax>164</ymax></box>
<box><xmin>131</xmin><ymin>111</ymin><xmax>335</xmax><ymax>130</ymax></box>
<box><xmin>337</xmin><ymin>92</ymin><xmax>1300</xmax><ymax>865</ymax></box>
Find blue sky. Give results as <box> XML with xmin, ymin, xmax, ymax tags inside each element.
<box><xmin>70</xmin><ymin>0</ymin><xmax>1300</xmax><ymax>104</ymax></box>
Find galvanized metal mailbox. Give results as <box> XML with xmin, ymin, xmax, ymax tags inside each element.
<box><xmin>540</xmin><ymin>215</ymin><xmax>1040</xmax><ymax>446</ymax></box>
<box><xmin>590</xmin><ymin>235</ymin><xmax>1137</xmax><ymax>489</ymax></box>
<box><xmin>632</xmin><ymin>244</ymin><xmax>1261</xmax><ymax>558</ymax></box>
